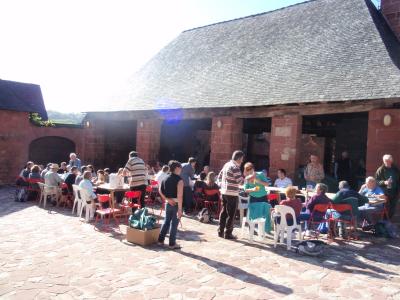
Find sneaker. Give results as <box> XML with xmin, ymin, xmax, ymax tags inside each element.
<box><xmin>168</xmin><ymin>244</ymin><xmax>181</xmax><ymax>250</ymax></box>
<box><xmin>218</xmin><ymin>232</ymin><xmax>224</xmax><ymax>238</ymax></box>
<box><xmin>157</xmin><ymin>241</ymin><xmax>164</xmax><ymax>247</ymax></box>
<box><xmin>224</xmin><ymin>234</ymin><xmax>237</xmax><ymax>240</ymax></box>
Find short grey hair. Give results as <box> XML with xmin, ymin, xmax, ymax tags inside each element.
<box><xmin>338</xmin><ymin>181</ymin><xmax>350</xmax><ymax>190</ymax></box>
<box><xmin>366</xmin><ymin>176</ymin><xmax>376</xmax><ymax>184</ymax></box>
<box><xmin>70</xmin><ymin>153</ymin><xmax>77</xmax><ymax>158</ymax></box>
<box><xmin>383</xmin><ymin>154</ymin><xmax>393</xmax><ymax>162</ymax></box>
<box><xmin>316</xmin><ymin>183</ymin><xmax>328</xmax><ymax>194</ymax></box>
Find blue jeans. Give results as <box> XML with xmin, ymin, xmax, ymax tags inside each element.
<box><xmin>158</xmin><ymin>203</ymin><xmax>179</xmax><ymax>246</ymax></box>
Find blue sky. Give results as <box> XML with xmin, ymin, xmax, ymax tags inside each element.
<box><xmin>0</xmin><ymin>0</ymin><xmax>307</xmax><ymax>112</ymax></box>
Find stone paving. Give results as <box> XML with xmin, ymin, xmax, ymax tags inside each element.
<box><xmin>1</xmin><ymin>186</ymin><xmax>400</xmax><ymax>300</ymax></box>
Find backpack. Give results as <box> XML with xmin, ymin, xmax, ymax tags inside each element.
<box><xmin>198</xmin><ymin>208</ymin><xmax>211</xmax><ymax>223</ymax></box>
<box><xmin>296</xmin><ymin>240</ymin><xmax>326</xmax><ymax>256</ymax></box>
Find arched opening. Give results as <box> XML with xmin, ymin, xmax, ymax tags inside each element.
<box><xmin>29</xmin><ymin>136</ymin><xmax>76</xmax><ymax>166</ymax></box>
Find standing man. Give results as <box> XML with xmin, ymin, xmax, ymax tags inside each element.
<box><xmin>376</xmin><ymin>154</ymin><xmax>400</xmax><ymax>219</ymax></box>
<box><xmin>334</xmin><ymin>151</ymin><xmax>352</xmax><ymax>183</ymax></box>
<box><xmin>217</xmin><ymin>150</ymin><xmax>244</xmax><ymax>239</ymax></box>
<box><xmin>123</xmin><ymin>151</ymin><xmax>148</xmax><ymax>208</ymax></box>
<box><xmin>69</xmin><ymin>153</ymin><xmax>82</xmax><ymax>170</ymax></box>
<box><xmin>158</xmin><ymin>160</ymin><xmax>183</xmax><ymax>250</ymax></box>
<box><xmin>180</xmin><ymin>157</ymin><xmax>197</xmax><ymax>214</ymax></box>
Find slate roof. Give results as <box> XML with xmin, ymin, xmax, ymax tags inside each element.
<box><xmin>105</xmin><ymin>0</ymin><xmax>400</xmax><ymax>112</ymax></box>
<box><xmin>0</xmin><ymin>79</ymin><xmax>48</xmax><ymax>119</ymax></box>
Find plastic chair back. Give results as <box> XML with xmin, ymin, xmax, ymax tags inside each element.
<box><xmin>125</xmin><ymin>191</ymin><xmax>142</xmax><ymax>200</ymax></box>
<box><xmin>72</xmin><ymin>185</ymin><xmax>81</xmax><ymax>199</ymax></box>
<box><xmin>98</xmin><ymin>194</ymin><xmax>111</xmax><ymax>203</ymax></box>
<box><xmin>274</xmin><ymin>205</ymin><xmax>297</xmax><ymax>227</ymax></box>
<box><xmin>312</xmin><ymin>203</ymin><xmax>330</xmax><ymax>214</ymax></box>
<box><xmin>204</xmin><ymin>189</ymin><xmax>219</xmax><ymax>197</ymax></box>
<box><xmin>150</xmin><ymin>180</ymin><xmax>158</xmax><ymax>186</ymax></box>
<box><xmin>331</xmin><ymin>203</ymin><xmax>352</xmax><ymax>214</ymax></box>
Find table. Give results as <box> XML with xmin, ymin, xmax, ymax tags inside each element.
<box><xmin>368</xmin><ymin>197</ymin><xmax>386</xmax><ymax>206</ymax></box>
<box><xmin>96</xmin><ymin>183</ymin><xmax>130</xmax><ymax>209</ymax></box>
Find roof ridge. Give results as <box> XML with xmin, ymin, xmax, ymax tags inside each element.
<box><xmin>183</xmin><ymin>0</ymin><xmax>316</xmax><ymax>33</ymax></box>
<box><xmin>0</xmin><ymin>78</ymin><xmax>40</xmax><ymax>87</ymax></box>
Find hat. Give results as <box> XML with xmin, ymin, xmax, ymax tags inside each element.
<box><xmin>50</xmin><ymin>163</ymin><xmax>60</xmax><ymax>170</ymax></box>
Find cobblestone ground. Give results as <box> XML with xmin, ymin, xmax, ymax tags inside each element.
<box><xmin>1</xmin><ymin>186</ymin><xmax>400</xmax><ymax>300</ymax></box>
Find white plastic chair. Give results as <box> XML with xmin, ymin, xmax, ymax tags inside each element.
<box><xmin>72</xmin><ymin>185</ymin><xmax>83</xmax><ymax>215</ymax></box>
<box><xmin>79</xmin><ymin>189</ymin><xmax>95</xmax><ymax>222</ymax></box>
<box><xmin>273</xmin><ymin>205</ymin><xmax>302</xmax><ymax>250</ymax></box>
<box><xmin>38</xmin><ymin>183</ymin><xmax>58</xmax><ymax>209</ymax></box>
<box><xmin>238</xmin><ymin>194</ymin><xmax>249</xmax><ymax>227</ymax></box>
<box><xmin>241</xmin><ymin>207</ymin><xmax>266</xmax><ymax>242</ymax></box>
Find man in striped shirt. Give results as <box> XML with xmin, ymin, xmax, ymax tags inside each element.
<box><xmin>123</xmin><ymin>151</ymin><xmax>148</xmax><ymax>208</ymax></box>
<box><xmin>217</xmin><ymin>150</ymin><xmax>244</xmax><ymax>239</ymax></box>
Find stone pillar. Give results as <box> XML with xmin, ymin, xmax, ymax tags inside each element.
<box><xmin>269</xmin><ymin>114</ymin><xmax>302</xmax><ymax>180</ymax></box>
<box><xmin>210</xmin><ymin>116</ymin><xmax>243</xmax><ymax>171</ymax></box>
<box><xmin>136</xmin><ymin>119</ymin><xmax>162</xmax><ymax>163</ymax></box>
<box><xmin>382</xmin><ymin>0</ymin><xmax>400</xmax><ymax>41</ymax></box>
<box><xmin>366</xmin><ymin>109</ymin><xmax>400</xmax><ymax>175</ymax></box>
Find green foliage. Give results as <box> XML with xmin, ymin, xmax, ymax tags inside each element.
<box><xmin>29</xmin><ymin>113</ymin><xmax>55</xmax><ymax>127</ymax></box>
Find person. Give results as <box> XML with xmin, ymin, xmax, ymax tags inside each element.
<box><xmin>123</xmin><ymin>151</ymin><xmax>148</xmax><ymax>208</ymax></box>
<box><xmin>158</xmin><ymin>160</ymin><xmax>183</xmax><ymax>250</ymax></box>
<box><xmin>41</xmin><ymin>163</ymin><xmax>52</xmax><ymax>179</ymax></box>
<box><xmin>75</xmin><ymin>166</ymin><xmax>88</xmax><ymax>185</ymax></box>
<box><xmin>155</xmin><ymin>165</ymin><xmax>169</xmax><ymax>183</ymax></box>
<box><xmin>93</xmin><ymin>170</ymin><xmax>106</xmax><ymax>186</ymax></box>
<box><xmin>69</xmin><ymin>153</ymin><xmax>82</xmax><ymax>170</ymax></box>
<box><xmin>200</xmin><ymin>165</ymin><xmax>210</xmax><ymax>178</ymax></box>
<box><xmin>44</xmin><ymin>164</ymin><xmax>63</xmax><ymax>187</ymax></box>
<box><xmin>304</xmin><ymin>154</ymin><xmax>325</xmax><ymax>188</ymax></box>
<box><xmin>19</xmin><ymin>161</ymin><xmax>34</xmax><ymax>179</ymax></box>
<box><xmin>203</xmin><ymin>172</ymin><xmax>220</xmax><ymax>202</ymax></box>
<box><xmin>29</xmin><ymin>165</ymin><xmax>42</xmax><ymax>180</ymax></box>
<box><xmin>78</xmin><ymin>171</ymin><xmax>97</xmax><ymax>220</ymax></box>
<box><xmin>300</xmin><ymin>183</ymin><xmax>331</xmax><ymax>236</ymax></box>
<box><xmin>27</xmin><ymin>165</ymin><xmax>42</xmax><ymax>201</ymax></box>
<box><xmin>274</xmin><ymin>169</ymin><xmax>293</xmax><ymax>188</ymax></box>
<box><xmin>334</xmin><ymin>151</ymin><xmax>352</xmax><ymax>183</ymax></box>
<box><xmin>87</xmin><ymin>165</ymin><xmax>96</xmax><ymax>179</ymax></box>
<box><xmin>64</xmin><ymin>166</ymin><xmax>79</xmax><ymax>194</ymax></box>
<box><xmin>375</xmin><ymin>154</ymin><xmax>400</xmax><ymax>219</ymax></box>
<box><xmin>278</xmin><ymin>186</ymin><xmax>302</xmax><ymax>226</ymax></box>
<box><xmin>58</xmin><ymin>162</ymin><xmax>68</xmax><ymax>175</ymax></box>
<box><xmin>243</xmin><ymin>162</ymin><xmax>269</xmax><ymax>203</ymax></box>
<box><xmin>333</xmin><ymin>180</ymin><xmax>368</xmax><ymax>206</ymax></box>
<box><xmin>180</xmin><ymin>157</ymin><xmax>197</xmax><ymax>213</ymax></box>
<box><xmin>194</xmin><ymin>172</ymin><xmax>207</xmax><ymax>191</ymax></box>
<box><xmin>358</xmin><ymin>177</ymin><xmax>385</xmax><ymax>225</ymax></box>
<box><xmin>104</xmin><ymin>168</ymin><xmax>110</xmax><ymax>183</ymax></box>
<box><xmin>217</xmin><ymin>150</ymin><xmax>244</xmax><ymax>239</ymax></box>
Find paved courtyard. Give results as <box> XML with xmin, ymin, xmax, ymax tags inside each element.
<box><xmin>1</xmin><ymin>186</ymin><xmax>400</xmax><ymax>300</ymax></box>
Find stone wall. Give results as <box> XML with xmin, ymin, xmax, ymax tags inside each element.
<box><xmin>0</xmin><ymin>110</ymin><xmax>86</xmax><ymax>185</ymax></box>
<box><xmin>366</xmin><ymin>109</ymin><xmax>400</xmax><ymax>175</ymax></box>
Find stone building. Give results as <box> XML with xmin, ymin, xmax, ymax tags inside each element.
<box><xmin>85</xmin><ymin>0</ymin><xmax>400</xmax><ymax>181</ymax></box>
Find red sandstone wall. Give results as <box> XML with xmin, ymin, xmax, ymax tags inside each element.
<box><xmin>210</xmin><ymin>116</ymin><xmax>243</xmax><ymax>171</ymax></box>
<box><xmin>366</xmin><ymin>109</ymin><xmax>400</xmax><ymax>175</ymax></box>
<box><xmin>0</xmin><ymin>110</ymin><xmax>87</xmax><ymax>185</ymax></box>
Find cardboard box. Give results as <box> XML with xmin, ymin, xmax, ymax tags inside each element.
<box><xmin>126</xmin><ymin>225</ymin><xmax>161</xmax><ymax>246</ymax></box>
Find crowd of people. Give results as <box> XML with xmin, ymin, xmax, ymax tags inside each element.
<box><xmin>15</xmin><ymin>148</ymin><xmax>399</xmax><ymax>249</ymax></box>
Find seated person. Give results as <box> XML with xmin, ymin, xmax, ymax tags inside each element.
<box><xmin>203</xmin><ymin>172</ymin><xmax>219</xmax><ymax>201</ymax></box>
<box><xmin>276</xmin><ymin>186</ymin><xmax>302</xmax><ymax>226</ymax></box>
<box><xmin>17</xmin><ymin>161</ymin><xmax>34</xmax><ymax>186</ymax></box>
<box><xmin>155</xmin><ymin>165</ymin><xmax>169</xmax><ymax>183</ymax></box>
<box><xmin>244</xmin><ymin>163</ymin><xmax>269</xmax><ymax>203</ymax></box>
<box><xmin>274</xmin><ymin>169</ymin><xmax>293</xmax><ymax>188</ymax></box>
<box><xmin>64</xmin><ymin>166</ymin><xmax>79</xmax><ymax>194</ymax></box>
<box><xmin>75</xmin><ymin>166</ymin><xmax>87</xmax><ymax>185</ymax></box>
<box><xmin>332</xmin><ymin>180</ymin><xmax>368</xmax><ymax>213</ymax></box>
<box><xmin>358</xmin><ymin>176</ymin><xmax>385</xmax><ymax>225</ymax></box>
<box><xmin>40</xmin><ymin>163</ymin><xmax>52</xmax><ymax>179</ymax></box>
<box><xmin>44</xmin><ymin>164</ymin><xmax>63</xmax><ymax>187</ymax></box>
<box><xmin>300</xmin><ymin>183</ymin><xmax>331</xmax><ymax>234</ymax></box>
<box><xmin>27</xmin><ymin>165</ymin><xmax>42</xmax><ymax>201</ymax></box>
<box><xmin>200</xmin><ymin>165</ymin><xmax>210</xmax><ymax>178</ymax></box>
<box><xmin>104</xmin><ymin>168</ymin><xmax>110</xmax><ymax>183</ymax></box>
<box><xmin>78</xmin><ymin>171</ymin><xmax>97</xmax><ymax>219</ymax></box>
<box><xmin>58</xmin><ymin>162</ymin><xmax>68</xmax><ymax>175</ymax></box>
<box><xmin>93</xmin><ymin>169</ymin><xmax>106</xmax><ymax>186</ymax></box>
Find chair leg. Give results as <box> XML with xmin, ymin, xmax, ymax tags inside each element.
<box><xmin>241</xmin><ymin>217</ymin><xmax>247</xmax><ymax>238</ymax></box>
<box><xmin>274</xmin><ymin>229</ymin><xmax>279</xmax><ymax>248</ymax></box>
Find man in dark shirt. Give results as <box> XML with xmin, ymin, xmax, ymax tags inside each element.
<box><xmin>334</xmin><ymin>151</ymin><xmax>352</xmax><ymax>183</ymax></box>
<box><xmin>64</xmin><ymin>167</ymin><xmax>79</xmax><ymax>194</ymax></box>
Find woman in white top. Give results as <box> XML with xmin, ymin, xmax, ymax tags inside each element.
<box><xmin>274</xmin><ymin>169</ymin><xmax>293</xmax><ymax>188</ymax></box>
<box><xmin>155</xmin><ymin>165</ymin><xmax>169</xmax><ymax>183</ymax></box>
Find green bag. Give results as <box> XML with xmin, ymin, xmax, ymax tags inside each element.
<box><xmin>129</xmin><ymin>208</ymin><xmax>157</xmax><ymax>230</ymax></box>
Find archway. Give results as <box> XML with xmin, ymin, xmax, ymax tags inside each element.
<box><xmin>29</xmin><ymin>136</ymin><xmax>76</xmax><ymax>166</ymax></box>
